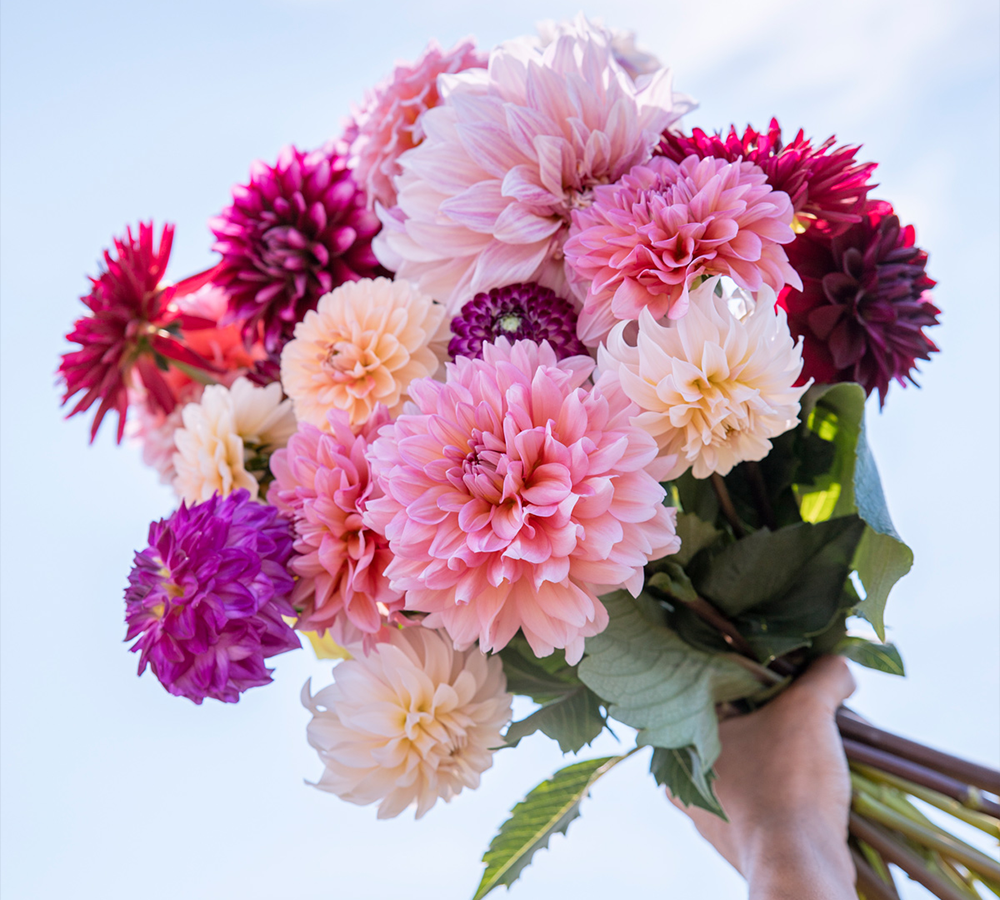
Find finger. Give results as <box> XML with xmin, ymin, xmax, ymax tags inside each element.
<box><xmin>792</xmin><ymin>654</ymin><xmax>856</xmax><ymax>712</ymax></box>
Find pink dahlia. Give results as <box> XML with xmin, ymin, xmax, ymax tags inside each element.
<box><xmin>375</xmin><ymin>19</ymin><xmax>695</xmax><ymax>312</ymax></box>
<box><xmin>346</xmin><ymin>38</ymin><xmax>486</xmax><ymax>211</ymax></box>
<box><xmin>658</xmin><ymin>119</ymin><xmax>877</xmax><ymax>236</ymax></box>
<box><xmin>267</xmin><ymin>406</ymin><xmax>404</xmax><ymax>646</ymax></box>
<box><xmin>565</xmin><ymin>155</ymin><xmax>801</xmax><ymax>347</ymax></box>
<box><xmin>59</xmin><ymin>222</ymin><xmax>220</xmax><ymax>442</ymax></box>
<box><xmin>778</xmin><ymin>200</ymin><xmax>939</xmax><ymax>404</ymax></box>
<box><xmin>364</xmin><ymin>339</ymin><xmax>680</xmax><ymax>664</ymax></box>
<box><xmin>210</xmin><ymin>142</ymin><xmax>385</xmax><ymax>355</ymax></box>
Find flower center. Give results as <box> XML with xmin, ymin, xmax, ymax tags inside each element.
<box><xmin>497</xmin><ymin>313</ymin><xmax>522</xmax><ymax>333</ymax></box>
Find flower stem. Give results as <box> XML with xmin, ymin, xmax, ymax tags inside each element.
<box><xmin>851</xmin><ymin>846</ymin><xmax>901</xmax><ymax>900</ymax></box>
<box><xmin>745</xmin><ymin>461</ymin><xmax>777</xmax><ymax>531</ymax></box>
<box><xmin>710</xmin><ymin>473</ymin><xmax>746</xmax><ymax>537</ymax></box>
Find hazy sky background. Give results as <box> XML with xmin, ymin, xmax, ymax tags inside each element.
<box><xmin>1</xmin><ymin>1</ymin><xmax>997</xmax><ymax>898</ymax></box>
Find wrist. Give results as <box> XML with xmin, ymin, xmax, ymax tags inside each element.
<box><xmin>740</xmin><ymin>821</ymin><xmax>855</xmax><ymax>900</ymax></box>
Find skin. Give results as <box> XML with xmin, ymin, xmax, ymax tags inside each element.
<box><xmin>672</xmin><ymin>656</ymin><xmax>858</xmax><ymax>900</ymax></box>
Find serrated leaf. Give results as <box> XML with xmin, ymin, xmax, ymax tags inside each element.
<box><xmin>504</xmin><ymin>687</ymin><xmax>606</xmax><ymax>753</ymax></box>
<box><xmin>836</xmin><ymin>636</ymin><xmax>905</xmax><ymax>676</ymax></box>
<box><xmin>647</xmin><ymin>562</ymin><xmax>699</xmax><ymax>605</ymax></box>
<box><xmin>498</xmin><ymin>641</ymin><xmax>580</xmax><ymax>703</ymax></box>
<box><xmin>471</xmin><ymin>756</ymin><xmax>625</xmax><ymax>900</ymax></box>
<box><xmin>650</xmin><ymin>746</ymin><xmax>725</xmax><ymax>817</ymax></box>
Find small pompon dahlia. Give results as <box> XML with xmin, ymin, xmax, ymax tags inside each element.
<box><xmin>125</xmin><ymin>490</ymin><xmax>300</xmax><ymax>704</ymax></box>
<box><xmin>210</xmin><ymin>142</ymin><xmax>386</xmax><ymax>355</ymax></box>
<box><xmin>173</xmin><ymin>376</ymin><xmax>297</xmax><ymax>504</ymax></box>
<box><xmin>658</xmin><ymin>119</ymin><xmax>877</xmax><ymax>236</ymax></box>
<box><xmin>598</xmin><ymin>277</ymin><xmax>808</xmax><ymax>480</ymax></box>
<box><xmin>59</xmin><ymin>222</ymin><xmax>220</xmax><ymax>443</ymax></box>
<box><xmin>302</xmin><ymin>626</ymin><xmax>512</xmax><ymax>819</ymax></box>
<box><xmin>448</xmin><ymin>283</ymin><xmax>588</xmax><ymax>361</ymax></box>
<box><xmin>364</xmin><ymin>338</ymin><xmax>680</xmax><ymax>665</ymax></box>
<box><xmin>280</xmin><ymin>277</ymin><xmax>444</xmax><ymax>430</ymax></box>
<box><xmin>778</xmin><ymin>200</ymin><xmax>939</xmax><ymax>405</ymax></box>
<box><xmin>565</xmin><ymin>155</ymin><xmax>800</xmax><ymax>347</ymax></box>
<box><xmin>346</xmin><ymin>38</ymin><xmax>486</xmax><ymax>211</ymax></box>
<box><xmin>267</xmin><ymin>406</ymin><xmax>404</xmax><ymax>645</ymax></box>
<box><xmin>375</xmin><ymin>19</ymin><xmax>695</xmax><ymax>312</ymax></box>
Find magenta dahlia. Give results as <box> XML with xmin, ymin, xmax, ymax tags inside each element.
<box><xmin>448</xmin><ymin>283</ymin><xmax>589</xmax><ymax>361</ymax></box>
<box><xmin>124</xmin><ymin>489</ymin><xmax>300</xmax><ymax>704</ymax></box>
<box><xmin>209</xmin><ymin>142</ymin><xmax>386</xmax><ymax>355</ymax></box>
<box><xmin>59</xmin><ymin>222</ymin><xmax>220</xmax><ymax>443</ymax></box>
<box><xmin>658</xmin><ymin>119</ymin><xmax>877</xmax><ymax>235</ymax></box>
<box><xmin>778</xmin><ymin>200</ymin><xmax>939</xmax><ymax>404</ymax></box>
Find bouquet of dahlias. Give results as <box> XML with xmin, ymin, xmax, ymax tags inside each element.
<box><xmin>58</xmin><ymin>15</ymin><xmax>999</xmax><ymax>900</ymax></box>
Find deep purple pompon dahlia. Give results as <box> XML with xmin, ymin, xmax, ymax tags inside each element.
<box><xmin>124</xmin><ymin>490</ymin><xmax>300</xmax><ymax>704</ymax></box>
<box><xmin>210</xmin><ymin>141</ymin><xmax>387</xmax><ymax>355</ymax></box>
<box><xmin>448</xmin><ymin>283</ymin><xmax>589</xmax><ymax>361</ymax></box>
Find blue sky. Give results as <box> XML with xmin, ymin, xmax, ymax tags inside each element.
<box><xmin>1</xmin><ymin>1</ymin><xmax>997</xmax><ymax>898</ymax></box>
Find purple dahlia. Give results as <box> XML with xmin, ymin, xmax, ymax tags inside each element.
<box><xmin>448</xmin><ymin>283</ymin><xmax>589</xmax><ymax>361</ymax></box>
<box><xmin>210</xmin><ymin>142</ymin><xmax>386</xmax><ymax>355</ymax></box>
<box><xmin>658</xmin><ymin>119</ymin><xmax>877</xmax><ymax>235</ymax></box>
<box><xmin>778</xmin><ymin>200</ymin><xmax>940</xmax><ymax>404</ymax></box>
<box><xmin>124</xmin><ymin>490</ymin><xmax>300</xmax><ymax>704</ymax></box>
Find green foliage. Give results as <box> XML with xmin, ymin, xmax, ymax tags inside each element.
<box><xmin>650</xmin><ymin>746</ymin><xmax>725</xmax><ymax>817</ymax></box>
<box><xmin>671</xmin><ymin>512</ymin><xmax>724</xmax><ymax>567</ymax></box>
<box><xmin>836</xmin><ymin>636</ymin><xmax>905</xmax><ymax>676</ymax></box>
<box><xmin>498</xmin><ymin>638</ymin><xmax>582</xmax><ymax>704</ymax></box>
<box><xmin>504</xmin><ymin>687</ymin><xmax>606</xmax><ymax>754</ymax></box>
<box><xmin>471</xmin><ymin>756</ymin><xmax>626</xmax><ymax>900</ymax></box>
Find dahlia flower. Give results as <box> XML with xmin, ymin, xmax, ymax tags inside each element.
<box><xmin>279</xmin><ymin>277</ymin><xmax>444</xmax><ymax>430</ymax></box>
<box><xmin>124</xmin><ymin>490</ymin><xmax>300</xmax><ymax>704</ymax></box>
<box><xmin>59</xmin><ymin>222</ymin><xmax>219</xmax><ymax>443</ymax></box>
<box><xmin>364</xmin><ymin>338</ymin><xmax>680</xmax><ymax>664</ymax></box>
<box><xmin>598</xmin><ymin>277</ymin><xmax>807</xmax><ymax>480</ymax></box>
<box><xmin>173</xmin><ymin>376</ymin><xmax>297</xmax><ymax>504</ymax></box>
<box><xmin>302</xmin><ymin>626</ymin><xmax>512</xmax><ymax>818</ymax></box>
<box><xmin>536</xmin><ymin>15</ymin><xmax>661</xmax><ymax>81</ymax></box>
<box><xmin>448</xmin><ymin>283</ymin><xmax>588</xmax><ymax>361</ymax></box>
<box><xmin>346</xmin><ymin>38</ymin><xmax>486</xmax><ymax>210</ymax></box>
<box><xmin>210</xmin><ymin>142</ymin><xmax>385</xmax><ymax>355</ymax></box>
<box><xmin>658</xmin><ymin>119</ymin><xmax>877</xmax><ymax>236</ymax></box>
<box><xmin>128</xmin><ymin>383</ymin><xmax>204</xmax><ymax>484</ymax></box>
<box><xmin>267</xmin><ymin>406</ymin><xmax>404</xmax><ymax>644</ymax></box>
<box><xmin>778</xmin><ymin>200</ymin><xmax>939</xmax><ymax>404</ymax></box>
<box><xmin>565</xmin><ymin>155</ymin><xmax>801</xmax><ymax>346</ymax></box>
<box><xmin>375</xmin><ymin>19</ymin><xmax>695</xmax><ymax>311</ymax></box>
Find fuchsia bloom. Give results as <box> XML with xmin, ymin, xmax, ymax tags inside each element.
<box><xmin>210</xmin><ymin>143</ymin><xmax>385</xmax><ymax>355</ymax></box>
<box><xmin>778</xmin><ymin>200</ymin><xmax>939</xmax><ymax>404</ymax></box>
<box><xmin>347</xmin><ymin>38</ymin><xmax>486</xmax><ymax>211</ymax></box>
<box><xmin>268</xmin><ymin>407</ymin><xmax>404</xmax><ymax>646</ymax></box>
<box><xmin>59</xmin><ymin>222</ymin><xmax>219</xmax><ymax>443</ymax></box>
<box><xmin>565</xmin><ymin>155</ymin><xmax>800</xmax><ymax>347</ymax></box>
<box><xmin>124</xmin><ymin>490</ymin><xmax>300</xmax><ymax>704</ymax></box>
<box><xmin>448</xmin><ymin>283</ymin><xmax>588</xmax><ymax>362</ymax></box>
<box><xmin>658</xmin><ymin>119</ymin><xmax>877</xmax><ymax>236</ymax></box>
<box><xmin>364</xmin><ymin>338</ymin><xmax>680</xmax><ymax>665</ymax></box>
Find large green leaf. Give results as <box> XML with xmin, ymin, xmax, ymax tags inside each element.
<box><xmin>835</xmin><ymin>636</ymin><xmax>905</xmax><ymax>676</ymax></box>
<box><xmin>671</xmin><ymin>512</ymin><xmax>724</xmax><ymax>567</ymax></box>
<box><xmin>650</xmin><ymin>746</ymin><xmax>725</xmax><ymax>818</ymax></box>
<box><xmin>498</xmin><ymin>639</ymin><xmax>581</xmax><ymax>704</ymax></box>
<box><xmin>471</xmin><ymin>756</ymin><xmax>625</xmax><ymax>900</ymax></box>
<box><xmin>504</xmin><ymin>687</ymin><xmax>606</xmax><ymax>753</ymax></box>
<box><xmin>577</xmin><ymin>591</ymin><xmax>759</xmax><ymax>809</ymax></box>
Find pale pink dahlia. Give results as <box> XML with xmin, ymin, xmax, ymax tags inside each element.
<box><xmin>347</xmin><ymin>38</ymin><xmax>486</xmax><ymax>211</ymax></box>
<box><xmin>375</xmin><ymin>19</ymin><xmax>695</xmax><ymax>312</ymax></box>
<box><xmin>267</xmin><ymin>407</ymin><xmax>404</xmax><ymax>644</ymax></box>
<box><xmin>565</xmin><ymin>155</ymin><xmax>802</xmax><ymax>347</ymax></box>
<box><xmin>364</xmin><ymin>338</ymin><xmax>680</xmax><ymax>664</ymax></box>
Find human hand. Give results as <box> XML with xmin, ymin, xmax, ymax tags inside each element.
<box><xmin>670</xmin><ymin>655</ymin><xmax>858</xmax><ymax>900</ymax></box>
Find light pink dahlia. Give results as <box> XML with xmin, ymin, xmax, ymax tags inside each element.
<box><xmin>374</xmin><ymin>19</ymin><xmax>695</xmax><ymax>312</ymax></box>
<box><xmin>346</xmin><ymin>38</ymin><xmax>486</xmax><ymax>211</ymax></box>
<box><xmin>565</xmin><ymin>154</ymin><xmax>802</xmax><ymax>347</ymax></box>
<box><xmin>364</xmin><ymin>338</ymin><xmax>680</xmax><ymax>664</ymax></box>
<box><xmin>267</xmin><ymin>406</ymin><xmax>404</xmax><ymax>644</ymax></box>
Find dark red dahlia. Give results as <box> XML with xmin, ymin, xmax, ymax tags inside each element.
<box><xmin>658</xmin><ymin>119</ymin><xmax>877</xmax><ymax>235</ymax></box>
<box><xmin>59</xmin><ymin>222</ymin><xmax>220</xmax><ymax>443</ymax></box>
<box><xmin>210</xmin><ymin>142</ymin><xmax>386</xmax><ymax>355</ymax></box>
<box><xmin>448</xmin><ymin>283</ymin><xmax>589</xmax><ymax>361</ymax></box>
<box><xmin>778</xmin><ymin>200</ymin><xmax>940</xmax><ymax>404</ymax></box>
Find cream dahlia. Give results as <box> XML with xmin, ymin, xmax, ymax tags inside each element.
<box><xmin>279</xmin><ymin>277</ymin><xmax>443</xmax><ymax>430</ymax></box>
<box><xmin>565</xmin><ymin>155</ymin><xmax>801</xmax><ymax>347</ymax></box>
<box><xmin>598</xmin><ymin>277</ymin><xmax>807</xmax><ymax>480</ymax></box>
<box><xmin>375</xmin><ymin>18</ymin><xmax>694</xmax><ymax>311</ymax></box>
<box><xmin>302</xmin><ymin>626</ymin><xmax>513</xmax><ymax>819</ymax></box>
<box><xmin>364</xmin><ymin>338</ymin><xmax>680</xmax><ymax>664</ymax></box>
<box><xmin>173</xmin><ymin>377</ymin><xmax>297</xmax><ymax>504</ymax></box>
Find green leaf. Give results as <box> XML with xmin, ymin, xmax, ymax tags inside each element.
<box><xmin>504</xmin><ymin>687</ymin><xmax>606</xmax><ymax>753</ymax></box>
<box><xmin>647</xmin><ymin>561</ymin><xmax>699</xmax><ymax>605</ymax></box>
<box><xmin>672</xmin><ymin>512</ymin><xmax>723</xmax><ymax>567</ymax></box>
<box><xmin>578</xmin><ymin>591</ymin><xmax>759</xmax><ymax>809</ymax></box>
<box><xmin>471</xmin><ymin>756</ymin><xmax>625</xmax><ymax>900</ymax></box>
<box><xmin>836</xmin><ymin>636</ymin><xmax>905</xmax><ymax>676</ymax></box>
<box><xmin>650</xmin><ymin>746</ymin><xmax>725</xmax><ymax>817</ymax></box>
<box><xmin>498</xmin><ymin>639</ymin><xmax>581</xmax><ymax>703</ymax></box>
